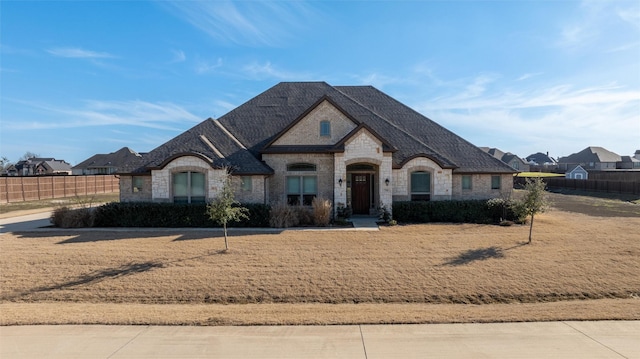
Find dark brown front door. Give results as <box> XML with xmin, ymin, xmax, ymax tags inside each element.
<box><xmin>352</xmin><ymin>174</ymin><xmax>370</xmax><ymax>214</ymax></box>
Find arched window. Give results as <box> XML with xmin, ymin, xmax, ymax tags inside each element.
<box><xmin>173</xmin><ymin>171</ymin><xmax>206</xmax><ymax>204</ymax></box>
<box><xmin>410</xmin><ymin>171</ymin><xmax>431</xmax><ymax>201</ymax></box>
<box><xmin>286</xmin><ymin>163</ymin><xmax>316</xmax><ymax>171</ymax></box>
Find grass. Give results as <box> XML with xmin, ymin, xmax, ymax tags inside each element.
<box><xmin>0</xmin><ymin>193</ymin><xmax>119</xmax><ymax>217</ymax></box>
<box><xmin>1</xmin><ymin>202</ymin><xmax>639</xmax><ymax>325</ymax></box>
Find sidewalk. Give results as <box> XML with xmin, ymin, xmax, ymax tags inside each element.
<box><xmin>1</xmin><ymin>321</ymin><xmax>638</xmax><ymax>358</ymax></box>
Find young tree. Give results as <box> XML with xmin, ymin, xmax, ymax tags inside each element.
<box><xmin>206</xmin><ymin>169</ymin><xmax>249</xmax><ymax>251</ymax></box>
<box><xmin>522</xmin><ymin>177</ymin><xmax>548</xmax><ymax>244</ymax></box>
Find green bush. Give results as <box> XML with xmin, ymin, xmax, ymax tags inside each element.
<box><xmin>392</xmin><ymin>199</ymin><xmax>518</xmax><ymax>224</ymax></box>
<box><xmin>93</xmin><ymin>202</ymin><xmax>270</xmax><ymax>228</ymax></box>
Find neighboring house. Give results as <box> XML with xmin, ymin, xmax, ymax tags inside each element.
<box><xmin>526</xmin><ymin>152</ymin><xmax>557</xmax><ymax>171</ymax></box>
<box><xmin>118</xmin><ymin>82</ymin><xmax>516</xmax><ymax>215</ymax></box>
<box><xmin>634</xmin><ymin>150</ymin><xmax>640</xmax><ymax>161</ymax></box>
<box><xmin>73</xmin><ymin>147</ymin><xmax>142</xmax><ymax>175</ymax></box>
<box><xmin>617</xmin><ymin>155</ymin><xmax>640</xmax><ymax>170</ymax></box>
<box><xmin>14</xmin><ymin>157</ymin><xmax>72</xmax><ymax>176</ymax></box>
<box><xmin>557</xmin><ymin>146</ymin><xmax>621</xmax><ymax>172</ymax></box>
<box><xmin>565</xmin><ymin>165</ymin><xmax>588</xmax><ymax>180</ymax></box>
<box><xmin>480</xmin><ymin>147</ymin><xmax>529</xmax><ymax>172</ymax></box>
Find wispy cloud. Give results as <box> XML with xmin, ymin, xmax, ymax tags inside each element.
<box><xmin>171</xmin><ymin>49</ymin><xmax>186</xmax><ymax>63</ymax></box>
<box><xmin>195</xmin><ymin>57</ymin><xmax>223</xmax><ymax>74</ymax></box>
<box><xmin>159</xmin><ymin>0</ymin><xmax>317</xmax><ymax>46</ymax></box>
<box><xmin>242</xmin><ymin>61</ymin><xmax>310</xmax><ymax>80</ymax></box>
<box><xmin>5</xmin><ymin>99</ymin><xmax>201</xmax><ymax>131</ymax></box>
<box><xmin>516</xmin><ymin>72</ymin><xmax>543</xmax><ymax>81</ymax></box>
<box><xmin>414</xmin><ymin>77</ymin><xmax>640</xmax><ymax>157</ymax></box>
<box><xmin>47</xmin><ymin>47</ymin><xmax>115</xmax><ymax>59</ymax></box>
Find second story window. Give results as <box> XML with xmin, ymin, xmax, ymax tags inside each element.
<box><xmin>320</xmin><ymin>121</ymin><xmax>331</xmax><ymax>137</ymax></box>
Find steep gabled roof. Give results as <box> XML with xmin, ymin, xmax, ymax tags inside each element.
<box><xmin>122</xmin><ymin>82</ymin><xmax>515</xmax><ymax>175</ymax></box>
<box><xmin>558</xmin><ymin>146</ymin><xmax>621</xmax><ymax>164</ymax></box>
<box><xmin>121</xmin><ymin>118</ymin><xmax>273</xmax><ymax>175</ymax></box>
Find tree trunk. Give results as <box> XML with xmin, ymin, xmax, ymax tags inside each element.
<box><xmin>223</xmin><ymin>224</ymin><xmax>229</xmax><ymax>250</ymax></box>
<box><xmin>528</xmin><ymin>213</ymin><xmax>534</xmax><ymax>244</ymax></box>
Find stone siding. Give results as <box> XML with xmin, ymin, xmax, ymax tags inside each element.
<box><xmin>451</xmin><ymin>173</ymin><xmax>513</xmax><ymax>200</ymax></box>
<box><xmin>334</xmin><ymin>129</ymin><xmax>393</xmax><ymax>213</ymax></box>
<box><xmin>231</xmin><ymin>175</ymin><xmax>266</xmax><ymax>203</ymax></box>
<box><xmin>273</xmin><ymin>101</ymin><xmax>356</xmax><ymax>146</ymax></box>
<box><xmin>119</xmin><ymin>175</ymin><xmax>152</xmax><ymax>202</ymax></box>
<box><xmin>262</xmin><ymin>153</ymin><xmax>334</xmax><ymax>204</ymax></box>
<box><xmin>151</xmin><ymin>156</ymin><xmax>227</xmax><ymax>203</ymax></box>
<box><xmin>392</xmin><ymin>157</ymin><xmax>452</xmax><ymax>201</ymax></box>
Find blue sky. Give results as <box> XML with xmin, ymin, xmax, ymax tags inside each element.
<box><xmin>1</xmin><ymin>0</ymin><xmax>639</xmax><ymax>165</ymax></box>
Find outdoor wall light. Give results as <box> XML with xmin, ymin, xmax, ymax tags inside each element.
<box><xmin>385</xmin><ymin>178</ymin><xmax>390</xmax><ymax>186</ymax></box>
<box><xmin>338</xmin><ymin>178</ymin><xmax>343</xmax><ymax>187</ymax></box>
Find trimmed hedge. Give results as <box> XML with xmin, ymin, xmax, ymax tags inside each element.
<box><xmin>392</xmin><ymin>199</ymin><xmax>517</xmax><ymax>224</ymax></box>
<box><xmin>93</xmin><ymin>202</ymin><xmax>271</xmax><ymax>228</ymax></box>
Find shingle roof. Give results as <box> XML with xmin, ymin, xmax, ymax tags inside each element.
<box><xmin>74</xmin><ymin>147</ymin><xmax>141</xmax><ymax>171</ymax></box>
<box><xmin>122</xmin><ymin>82</ymin><xmax>515</xmax><ymax>175</ymax></box>
<box><xmin>558</xmin><ymin>146</ymin><xmax>621</xmax><ymax>164</ymax></box>
<box><xmin>526</xmin><ymin>152</ymin><xmax>556</xmax><ymax>165</ymax></box>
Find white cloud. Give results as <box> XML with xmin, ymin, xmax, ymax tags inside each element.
<box><xmin>47</xmin><ymin>47</ymin><xmax>115</xmax><ymax>59</ymax></box>
<box><xmin>171</xmin><ymin>49</ymin><xmax>186</xmax><ymax>63</ymax></box>
<box><xmin>195</xmin><ymin>58</ymin><xmax>223</xmax><ymax>74</ymax></box>
<box><xmin>516</xmin><ymin>72</ymin><xmax>543</xmax><ymax>81</ymax></box>
<box><xmin>242</xmin><ymin>61</ymin><xmax>310</xmax><ymax>80</ymax></box>
<box><xmin>5</xmin><ymin>99</ymin><xmax>202</xmax><ymax>131</ymax></box>
<box><xmin>159</xmin><ymin>0</ymin><xmax>316</xmax><ymax>46</ymax></box>
<box><xmin>413</xmin><ymin>77</ymin><xmax>640</xmax><ymax>157</ymax></box>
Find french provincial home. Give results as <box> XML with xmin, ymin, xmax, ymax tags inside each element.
<box><xmin>118</xmin><ymin>82</ymin><xmax>515</xmax><ymax>215</ymax></box>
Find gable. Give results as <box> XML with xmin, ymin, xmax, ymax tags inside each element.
<box><xmin>271</xmin><ymin>100</ymin><xmax>357</xmax><ymax>146</ymax></box>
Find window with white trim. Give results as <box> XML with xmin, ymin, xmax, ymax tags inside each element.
<box><xmin>173</xmin><ymin>171</ymin><xmax>206</xmax><ymax>204</ymax></box>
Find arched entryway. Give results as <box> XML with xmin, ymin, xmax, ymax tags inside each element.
<box><xmin>346</xmin><ymin>163</ymin><xmax>378</xmax><ymax>215</ymax></box>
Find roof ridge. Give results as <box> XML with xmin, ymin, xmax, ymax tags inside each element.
<box><xmin>212</xmin><ymin>118</ymin><xmax>247</xmax><ymax>150</ymax></box>
<box><xmin>334</xmin><ymin>86</ymin><xmax>458</xmax><ymax>166</ymax></box>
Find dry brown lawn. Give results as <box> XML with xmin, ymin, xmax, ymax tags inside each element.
<box><xmin>1</xmin><ymin>201</ymin><xmax>639</xmax><ymax>325</ymax></box>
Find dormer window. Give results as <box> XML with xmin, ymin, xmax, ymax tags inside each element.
<box><xmin>320</xmin><ymin>121</ymin><xmax>331</xmax><ymax>137</ymax></box>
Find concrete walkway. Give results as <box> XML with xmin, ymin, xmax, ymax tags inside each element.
<box><xmin>0</xmin><ymin>211</ymin><xmax>52</xmax><ymax>234</ymax></box>
<box><xmin>1</xmin><ymin>321</ymin><xmax>638</xmax><ymax>358</ymax></box>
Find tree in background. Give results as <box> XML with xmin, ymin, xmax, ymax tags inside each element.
<box><xmin>521</xmin><ymin>177</ymin><xmax>549</xmax><ymax>244</ymax></box>
<box><xmin>19</xmin><ymin>152</ymin><xmax>40</xmax><ymax>161</ymax></box>
<box><xmin>206</xmin><ymin>169</ymin><xmax>249</xmax><ymax>251</ymax></box>
<box><xmin>0</xmin><ymin>156</ymin><xmax>11</xmax><ymax>172</ymax></box>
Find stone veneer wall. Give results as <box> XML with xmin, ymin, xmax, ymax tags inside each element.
<box><xmin>231</xmin><ymin>175</ymin><xmax>266</xmax><ymax>203</ymax></box>
<box><xmin>119</xmin><ymin>175</ymin><xmax>152</xmax><ymax>202</ymax></box>
<box><xmin>273</xmin><ymin>101</ymin><xmax>357</xmax><ymax>146</ymax></box>
<box><xmin>451</xmin><ymin>173</ymin><xmax>513</xmax><ymax>200</ymax></box>
<box><xmin>392</xmin><ymin>157</ymin><xmax>452</xmax><ymax>201</ymax></box>
<box><xmin>334</xmin><ymin>129</ymin><xmax>393</xmax><ymax>213</ymax></box>
<box><xmin>262</xmin><ymin>153</ymin><xmax>334</xmax><ymax>204</ymax></box>
<box><xmin>151</xmin><ymin>156</ymin><xmax>227</xmax><ymax>203</ymax></box>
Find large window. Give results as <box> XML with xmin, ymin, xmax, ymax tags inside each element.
<box><xmin>241</xmin><ymin>176</ymin><xmax>252</xmax><ymax>191</ymax></box>
<box><xmin>491</xmin><ymin>175</ymin><xmax>501</xmax><ymax>190</ymax></box>
<box><xmin>287</xmin><ymin>176</ymin><xmax>317</xmax><ymax>205</ymax></box>
<box><xmin>461</xmin><ymin>175</ymin><xmax>472</xmax><ymax>190</ymax></box>
<box><xmin>173</xmin><ymin>171</ymin><xmax>206</xmax><ymax>204</ymax></box>
<box><xmin>410</xmin><ymin>171</ymin><xmax>431</xmax><ymax>201</ymax></box>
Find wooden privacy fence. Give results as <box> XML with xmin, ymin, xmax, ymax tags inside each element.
<box><xmin>0</xmin><ymin>175</ymin><xmax>120</xmax><ymax>203</ymax></box>
<box><xmin>515</xmin><ymin>177</ymin><xmax>640</xmax><ymax>196</ymax></box>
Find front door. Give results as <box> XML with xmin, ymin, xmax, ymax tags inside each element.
<box><xmin>352</xmin><ymin>174</ymin><xmax>370</xmax><ymax>214</ymax></box>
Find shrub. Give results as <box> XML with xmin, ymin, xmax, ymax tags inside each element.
<box><xmin>269</xmin><ymin>202</ymin><xmax>299</xmax><ymax>228</ymax></box>
<box><xmin>311</xmin><ymin>197</ymin><xmax>332</xmax><ymax>226</ymax></box>
<box><xmin>93</xmin><ymin>202</ymin><xmax>270</xmax><ymax>228</ymax></box>
<box><xmin>392</xmin><ymin>199</ymin><xmax>519</xmax><ymax>224</ymax></box>
<box><xmin>51</xmin><ymin>206</ymin><xmax>95</xmax><ymax>228</ymax></box>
